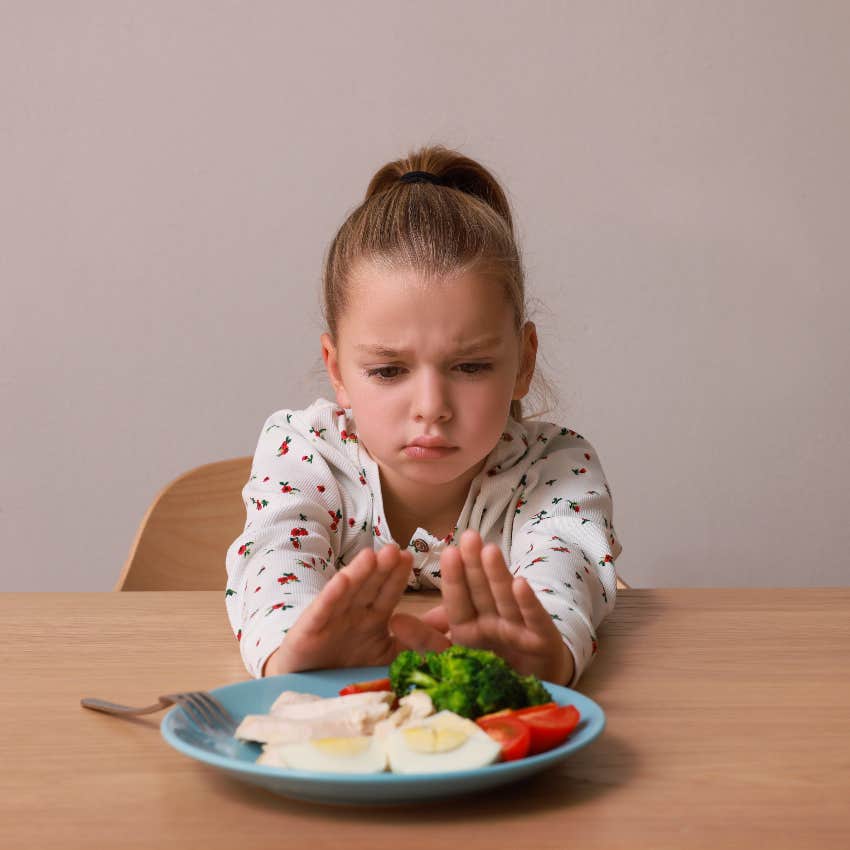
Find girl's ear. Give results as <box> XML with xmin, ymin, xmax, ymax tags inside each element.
<box><xmin>321</xmin><ymin>332</ymin><xmax>352</xmax><ymax>409</ymax></box>
<box><xmin>512</xmin><ymin>321</ymin><xmax>538</xmax><ymax>401</ymax></box>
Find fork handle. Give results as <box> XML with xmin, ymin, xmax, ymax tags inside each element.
<box><xmin>80</xmin><ymin>697</ymin><xmax>172</xmax><ymax>716</ymax></box>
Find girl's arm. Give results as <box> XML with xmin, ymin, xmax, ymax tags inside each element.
<box><xmin>224</xmin><ymin>410</ymin><xmax>346</xmax><ymax>678</ymax></box>
<box><xmin>508</xmin><ymin>430</ymin><xmax>622</xmax><ymax>688</ymax></box>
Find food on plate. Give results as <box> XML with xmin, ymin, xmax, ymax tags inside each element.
<box><xmin>338</xmin><ymin>676</ymin><xmax>392</xmax><ymax>696</ymax></box>
<box><xmin>388</xmin><ymin>645</ymin><xmax>553</xmax><ymax>719</ymax></box>
<box><xmin>384</xmin><ymin>711</ymin><xmax>502</xmax><ymax>774</ymax></box>
<box><xmin>476</xmin><ymin>702</ymin><xmax>581</xmax><ymax>756</ymax></box>
<box><xmin>473</xmin><ymin>713</ymin><xmax>531</xmax><ymax>761</ymax></box>
<box><xmin>235</xmin><ymin>650</ymin><xmax>579</xmax><ymax>774</ymax></box>
<box><xmin>371</xmin><ymin>689</ymin><xmax>435</xmax><ymax>740</ymax></box>
<box><xmin>234</xmin><ymin>690</ymin><xmax>394</xmax><ymax>745</ymax></box>
<box><xmin>257</xmin><ymin>734</ymin><xmax>388</xmax><ymax>773</ymax></box>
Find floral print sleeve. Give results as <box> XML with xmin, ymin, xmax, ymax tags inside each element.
<box><xmin>508</xmin><ymin>426</ymin><xmax>622</xmax><ymax>688</ymax></box>
<box><xmin>224</xmin><ymin>410</ymin><xmax>346</xmax><ymax>678</ymax></box>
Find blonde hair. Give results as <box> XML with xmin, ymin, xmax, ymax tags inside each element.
<box><xmin>320</xmin><ymin>144</ymin><xmax>557</xmax><ymax>422</ymax></box>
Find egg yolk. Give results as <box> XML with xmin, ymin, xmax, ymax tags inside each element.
<box><xmin>311</xmin><ymin>736</ymin><xmax>371</xmax><ymax>757</ymax></box>
<box><xmin>402</xmin><ymin>726</ymin><xmax>468</xmax><ymax>753</ymax></box>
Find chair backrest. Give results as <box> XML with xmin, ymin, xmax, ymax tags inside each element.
<box><xmin>116</xmin><ymin>457</ymin><xmax>252</xmax><ymax>591</ymax></box>
<box><xmin>116</xmin><ymin>456</ymin><xmax>631</xmax><ymax>591</ymax></box>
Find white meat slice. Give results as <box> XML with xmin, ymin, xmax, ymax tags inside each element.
<box><xmin>268</xmin><ymin>689</ymin><xmax>393</xmax><ymax>718</ymax></box>
<box><xmin>399</xmin><ymin>689</ymin><xmax>434</xmax><ymax>718</ymax></box>
<box><xmin>371</xmin><ymin>691</ymin><xmax>434</xmax><ymax>740</ymax></box>
<box><xmin>271</xmin><ymin>691</ymin><xmax>324</xmax><ymax>707</ymax></box>
<box><xmin>371</xmin><ymin>704</ymin><xmax>413</xmax><ymax>740</ymax></box>
<box><xmin>235</xmin><ymin>701</ymin><xmax>392</xmax><ymax>744</ymax></box>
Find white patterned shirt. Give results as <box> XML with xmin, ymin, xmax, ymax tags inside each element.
<box><xmin>225</xmin><ymin>397</ymin><xmax>623</xmax><ymax>687</ymax></box>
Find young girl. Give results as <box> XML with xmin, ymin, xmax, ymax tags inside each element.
<box><xmin>225</xmin><ymin>145</ymin><xmax>623</xmax><ymax>688</ymax></box>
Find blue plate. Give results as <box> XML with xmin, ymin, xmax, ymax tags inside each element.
<box><xmin>160</xmin><ymin>666</ymin><xmax>605</xmax><ymax>805</ymax></box>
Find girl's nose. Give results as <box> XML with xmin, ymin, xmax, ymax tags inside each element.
<box><xmin>412</xmin><ymin>368</ymin><xmax>452</xmax><ymax>423</ymax></box>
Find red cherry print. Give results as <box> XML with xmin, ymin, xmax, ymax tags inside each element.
<box><xmin>336</xmin><ymin>409</ymin><xmax>345</xmax><ymax>416</ymax></box>
<box><xmin>317</xmin><ymin>484</ymin><xmax>325</xmax><ymax>492</ymax></box>
<box><xmin>292</xmin><ymin>538</ymin><xmax>301</xmax><ymax>549</ymax></box>
<box><xmin>348</xmin><ymin>517</ymin><xmax>356</xmax><ymax>527</ymax></box>
<box><xmin>254</xmin><ymin>586</ymin><xmax>261</xmax><ymax>593</ymax></box>
<box><xmin>263</xmin><ymin>476</ymin><xmax>270</xmax><ymax>482</ymax></box>
<box><xmin>584</xmin><ymin>453</ymin><xmax>591</xmax><ymax>460</ymax></box>
<box><xmin>236</xmin><ymin>629</ymin><xmax>242</xmax><ymax>642</ymax></box>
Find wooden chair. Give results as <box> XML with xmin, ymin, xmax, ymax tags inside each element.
<box><xmin>116</xmin><ymin>458</ymin><xmax>252</xmax><ymax>591</ymax></box>
<box><xmin>116</xmin><ymin>458</ymin><xmax>632</xmax><ymax>591</ymax></box>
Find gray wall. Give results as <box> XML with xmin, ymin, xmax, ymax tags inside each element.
<box><xmin>3</xmin><ymin>1</ymin><xmax>849</xmax><ymax>591</ymax></box>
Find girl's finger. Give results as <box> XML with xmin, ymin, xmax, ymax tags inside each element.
<box><xmin>513</xmin><ymin>576</ymin><xmax>561</xmax><ymax>637</ymax></box>
<box><xmin>370</xmin><ymin>549</ymin><xmax>414</xmax><ymax>618</ymax></box>
<box><xmin>481</xmin><ymin>543</ymin><xmax>523</xmax><ymax>622</ymax></box>
<box><xmin>350</xmin><ymin>544</ymin><xmax>395</xmax><ymax>610</ymax></box>
<box><xmin>459</xmin><ymin>530</ymin><xmax>497</xmax><ymax>616</ymax></box>
<box><xmin>390</xmin><ymin>612</ymin><xmax>452</xmax><ymax>655</ymax></box>
<box><xmin>420</xmin><ymin>603</ymin><xmax>450</xmax><ymax>633</ymax></box>
<box><xmin>294</xmin><ymin>569</ymin><xmax>353</xmax><ymax>634</ymax></box>
<box><xmin>439</xmin><ymin>544</ymin><xmax>477</xmax><ymax>624</ymax></box>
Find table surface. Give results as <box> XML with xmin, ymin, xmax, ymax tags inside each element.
<box><xmin>2</xmin><ymin>588</ymin><xmax>849</xmax><ymax>849</ymax></box>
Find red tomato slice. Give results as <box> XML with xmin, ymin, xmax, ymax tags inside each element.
<box><xmin>513</xmin><ymin>701</ymin><xmax>558</xmax><ymax>718</ymax></box>
<box><xmin>520</xmin><ymin>705</ymin><xmax>581</xmax><ymax>755</ymax></box>
<box><xmin>475</xmin><ymin>715</ymin><xmax>531</xmax><ymax>762</ymax></box>
<box><xmin>338</xmin><ymin>676</ymin><xmax>392</xmax><ymax>696</ymax></box>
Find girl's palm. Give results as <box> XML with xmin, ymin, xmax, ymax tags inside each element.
<box><xmin>267</xmin><ymin>543</ymin><xmax>450</xmax><ymax>675</ymax></box>
<box><xmin>429</xmin><ymin>530</ymin><xmax>573</xmax><ymax>683</ymax></box>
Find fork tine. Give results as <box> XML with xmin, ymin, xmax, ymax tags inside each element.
<box><xmin>193</xmin><ymin>691</ymin><xmax>238</xmax><ymax>734</ymax></box>
<box><xmin>173</xmin><ymin>692</ymin><xmax>236</xmax><ymax>736</ymax></box>
<box><xmin>172</xmin><ymin>694</ymin><xmax>207</xmax><ymax>732</ymax></box>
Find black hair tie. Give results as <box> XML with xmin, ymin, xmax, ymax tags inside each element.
<box><xmin>399</xmin><ymin>170</ymin><xmax>446</xmax><ymax>186</ymax></box>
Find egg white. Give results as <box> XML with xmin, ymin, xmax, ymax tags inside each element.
<box><xmin>261</xmin><ymin>734</ymin><xmax>388</xmax><ymax>773</ymax></box>
<box><xmin>385</xmin><ymin>711</ymin><xmax>502</xmax><ymax>774</ymax></box>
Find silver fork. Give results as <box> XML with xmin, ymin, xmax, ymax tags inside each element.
<box><xmin>81</xmin><ymin>691</ymin><xmax>239</xmax><ymax>736</ymax></box>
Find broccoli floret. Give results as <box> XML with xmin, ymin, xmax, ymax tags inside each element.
<box><xmin>520</xmin><ymin>673</ymin><xmax>553</xmax><ymax>706</ymax></box>
<box><xmin>388</xmin><ymin>649</ymin><xmax>430</xmax><ymax>696</ymax></box>
<box><xmin>388</xmin><ymin>644</ymin><xmax>553</xmax><ymax>719</ymax></box>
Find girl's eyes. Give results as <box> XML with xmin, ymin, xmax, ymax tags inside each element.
<box><xmin>365</xmin><ymin>363</ymin><xmax>493</xmax><ymax>382</ymax></box>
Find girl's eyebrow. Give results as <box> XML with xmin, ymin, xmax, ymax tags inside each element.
<box><xmin>356</xmin><ymin>336</ymin><xmax>502</xmax><ymax>357</ymax></box>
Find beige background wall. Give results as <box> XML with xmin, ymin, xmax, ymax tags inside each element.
<box><xmin>2</xmin><ymin>1</ymin><xmax>848</xmax><ymax>592</ymax></box>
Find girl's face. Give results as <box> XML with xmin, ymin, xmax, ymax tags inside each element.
<box><xmin>321</xmin><ymin>263</ymin><xmax>537</xmax><ymax>489</ymax></box>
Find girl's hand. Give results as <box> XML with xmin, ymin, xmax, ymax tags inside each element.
<box><xmin>263</xmin><ymin>543</ymin><xmax>450</xmax><ymax>676</ymax></box>
<box><xmin>426</xmin><ymin>529</ymin><xmax>575</xmax><ymax>685</ymax></box>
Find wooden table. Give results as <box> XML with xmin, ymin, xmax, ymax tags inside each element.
<box><xmin>2</xmin><ymin>589</ymin><xmax>848</xmax><ymax>849</ymax></box>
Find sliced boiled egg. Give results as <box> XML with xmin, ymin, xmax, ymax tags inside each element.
<box><xmin>260</xmin><ymin>734</ymin><xmax>388</xmax><ymax>773</ymax></box>
<box><xmin>385</xmin><ymin>710</ymin><xmax>502</xmax><ymax>774</ymax></box>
